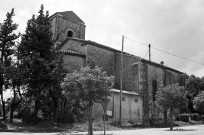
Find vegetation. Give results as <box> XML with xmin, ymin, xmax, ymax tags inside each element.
<box><xmin>18</xmin><ymin>4</ymin><xmax>65</xmax><ymax>123</ymax></box>
<box><xmin>0</xmin><ymin>8</ymin><xmax>19</xmax><ymax>122</ymax></box>
<box><xmin>193</xmin><ymin>91</ymin><xmax>204</xmax><ymax>113</ymax></box>
<box><xmin>61</xmin><ymin>66</ymin><xmax>114</xmax><ymax>135</ymax></box>
<box><xmin>156</xmin><ymin>84</ymin><xmax>187</xmax><ymax>130</ymax></box>
<box><xmin>185</xmin><ymin>75</ymin><xmax>204</xmax><ymax>113</ymax></box>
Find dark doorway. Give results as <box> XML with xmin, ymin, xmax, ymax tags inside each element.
<box><xmin>152</xmin><ymin>80</ymin><xmax>157</xmax><ymax>102</ymax></box>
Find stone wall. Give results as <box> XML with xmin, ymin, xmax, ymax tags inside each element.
<box><xmin>147</xmin><ymin>64</ymin><xmax>164</xmax><ymax>117</ymax></box>
<box><xmin>61</xmin><ymin>40</ymin><xmax>87</xmax><ymax>55</ymax></box>
<box><xmin>51</xmin><ymin>16</ymin><xmax>85</xmax><ymax>43</ymax></box>
<box><xmin>50</xmin><ymin>17</ymin><xmax>57</xmax><ymax>39</ymax></box>
<box><xmin>115</xmin><ymin>53</ymin><xmax>140</xmax><ymax>92</ymax></box>
<box><xmin>63</xmin><ymin>55</ymin><xmax>85</xmax><ymax>73</ymax></box>
<box><xmin>140</xmin><ymin>61</ymin><xmax>185</xmax><ymax>125</ymax></box>
<box><xmin>86</xmin><ymin>44</ymin><xmax>116</xmax><ymax>76</ymax></box>
<box><xmin>79</xmin><ymin>24</ymin><xmax>86</xmax><ymax>39</ymax></box>
<box><xmin>164</xmin><ymin>69</ymin><xmax>181</xmax><ymax>85</ymax></box>
<box><xmin>140</xmin><ymin>63</ymin><xmax>149</xmax><ymax>125</ymax></box>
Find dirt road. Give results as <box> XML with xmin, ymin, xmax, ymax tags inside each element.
<box><xmin>1</xmin><ymin>125</ymin><xmax>204</xmax><ymax>135</ymax></box>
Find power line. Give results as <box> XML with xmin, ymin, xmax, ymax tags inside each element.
<box><xmin>125</xmin><ymin>36</ymin><xmax>204</xmax><ymax>66</ymax></box>
<box><xmin>125</xmin><ymin>37</ymin><xmax>149</xmax><ymax>46</ymax></box>
<box><xmin>143</xmin><ymin>50</ymin><xmax>149</xmax><ymax>59</ymax></box>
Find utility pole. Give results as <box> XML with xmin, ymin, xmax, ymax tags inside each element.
<box><xmin>149</xmin><ymin>44</ymin><xmax>151</xmax><ymax>61</ymax></box>
<box><xmin>120</xmin><ymin>35</ymin><xmax>124</xmax><ymax>127</ymax></box>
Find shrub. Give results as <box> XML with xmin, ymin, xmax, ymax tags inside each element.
<box><xmin>179</xmin><ymin>113</ymin><xmax>200</xmax><ymax>122</ymax></box>
<box><xmin>190</xmin><ymin>113</ymin><xmax>199</xmax><ymax>121</ymax></box>
<box><xmin>193</xmin><ymin>91</ymin><xmax>204</xmax><ymax>113</ymax></box>
<box><xmin>57</xmin><ymin>111</ymin><xmax>75</xmax><ymax>124</ymax></box>
<box><xmin>0</xmin><ymin>121</ymin><xmax>7</xmax><ymax>129</ymax></box>
<box><xmin>179</xmin><ymin>114</ymin><xmax>190</xmax><ymax>122</ymax></box>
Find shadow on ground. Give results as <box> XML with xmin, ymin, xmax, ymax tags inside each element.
<box><xmin>0</xmin><ymin>119</ymin><xmax>71</xmax><ymax>133</ymax></box>
<box><xmin>165</xmin><ymin>128</ymin><xmax>197</xmax><ymax>131</ymax></box>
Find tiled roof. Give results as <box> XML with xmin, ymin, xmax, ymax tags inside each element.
<box><xmin>111</xmin><ymin>89</ymin><xmax>140</xmax><ymax>96</ymax></box>
<box><xmin>61</xmin><ymin>37</ymin><xmax>122</xmax><ymax>53</ymax></box>
<box><xmin>58</xmin><ymin>48</ymin><xmax>85</xmax><ymax>57</ymax></box>
<box><xmin>50</xmin><ymin>11</ymin><xmax>84</xmax><ymax>24</ymax></box>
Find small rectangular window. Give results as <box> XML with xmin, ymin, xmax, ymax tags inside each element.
<box><xmin>122</xmin><ymin>97</ymin><xmax>125</xmax><ymax>101</ymax></box>
<box><xmin>134</xmin><ymin>98</ymin><xmax>138</xmax><ymax>102</ymax></box>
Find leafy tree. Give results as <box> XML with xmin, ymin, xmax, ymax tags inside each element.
<box><xmin>61</xmin><ymin>66</ymin><xmax>114</xmax><ymax>135</ymax></box>
<box><xmin>19</xmin><ymin>5</ymin><xmax>64</xmax><ymax>122</ymax></box>
<box><xmin>156</xmin><ymin>84</ymin><xmax>187</xmax><ymax>130</ymax></box>
<box><xmin>185</xmin><ymin>75</ymin><xmax>204</xmax><ymax>113</ymax></box>
<box><xmin>193</xmin><ymin>91</ymin><xmax>204</xmax><ymax>113</ymax></box>
<box><xmin>0</xmin><ymin>8</ymin><xmax>18</xmax><ymax>122</ymax></box>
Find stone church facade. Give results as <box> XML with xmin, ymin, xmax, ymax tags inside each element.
<box><xmin>50</xmin><ymin>11</ymin><xmax>186</xmax><ymax>124</ymax></box>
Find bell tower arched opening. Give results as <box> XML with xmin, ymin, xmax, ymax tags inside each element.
<box><xmin>67</xmin><ymin>30</ymin><xmax>74</xmax><ymax>37</ymax></box>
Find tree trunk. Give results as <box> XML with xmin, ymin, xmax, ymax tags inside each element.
<box><xmin>1</xmin><ymin>93</ymin><xmax>6</xmax><ymax>122</ymax></box>
<box><xmin>53</xmin><ymin>98</ymin><xmax>58</xmax><ymax>123</ymax></box>
<box><xmin>10</xmin><ymin>106</ymin><xmax>14</xmax><ymax>123</ymax></box>
<box><xmin>34</xmin><ymin>100</ymin><xmax>40</xmax><ymax>119</ymax></box>
<box><xmin>88</xmin><ymin>105</ymin><xmax>93</xmax><ymax>135</ymax></box>
<box><xmin>163</xmin><ymin>109</ymin><xmax>167</xmax><ymax>125</ymax></box>
<box><xmin>10</xmin><ymin>86</ymin><xmax>16</xmax><ymax>123</ymax></box>
<box><xmin>170</xmin><ymin>107</ymin><xmax>173</xmax><ymax>131</ymax></box>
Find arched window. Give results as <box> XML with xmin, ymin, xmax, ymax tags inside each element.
<box><xmin>152</xmin><ymin>80</ymin><xmax>157</xmax><ymax>102</ymax></box>
<box><xmin>67</xmin><ymin>30</ymin><xmax>74</xmax><ymax>37</ymax></box>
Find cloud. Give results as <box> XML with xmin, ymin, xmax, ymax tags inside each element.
<box><xmin>0</xmin><ymin>9</ymin><xmax>6</xmax><ymax>22</ymax></box>
<box><xmin>1</xmin><ymin>0</ymin><xmax>204</xmax><ymax>76</ymax></box>
<box><xmin>13</xmin><ymin>6</ymin><xmax>32</xmax><ymax>33</ymax></box>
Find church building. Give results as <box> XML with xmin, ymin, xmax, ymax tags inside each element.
<box><xmin>50</xmin><ymin>11</ymin><xmax>186</xmax><ymax>124</ymax></box>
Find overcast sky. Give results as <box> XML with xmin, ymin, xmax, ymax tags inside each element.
<box><xmin>1</xmin><ymin>0</ymin><xmax>204</xmax><ymax>77</ymax></box>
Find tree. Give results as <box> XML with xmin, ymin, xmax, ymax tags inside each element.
<box><xmin>0</xmin><ymin>8</ymin><xmax>18</xmax><ymax>122</ymax></box>
<box><xmin>19</xmin><ymin>5</ymin><xmax>64</xmax><ymax>122</ymax></box>
<box><xmin>4</xmin><ymin>45</ymin><xmax>24</xmax><ymax>123</ymax></box>
<box><xmin>61</xmin><ymin>66</ymin><xmax>114</xmax><ymax>135</ymax></box>
<box><xmin>193</xmin><ymin>91</ymin><xmax>204</xmax><ymax>113</ymax></box>
<box><xmin>185</xmin><ymin>75</ymin><xmax>204</xmax><ymax>113</ymax></box>
<box><xmin>156</xmin><ymin>83</ymin><xmax>187</xmax><ymax>130</ymax></box>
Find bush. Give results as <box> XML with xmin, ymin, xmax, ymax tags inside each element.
<box><xmin>200</xmin><ymin>115</ymin><xmax>204</xmax><ymax>121</ymax></box>
<box><xmin>57</xmin><ymin>111</ymin><xmax>75</xmax><ymax>124</ymax></box>
<box><xmin>190</xmin><ymin>113</ymin><xmax>199</xmax><ymax>121</ymax></box>
<box><xmin>179</xmin><ymin>113</ymin><xmax>200</xmax><ymax>122</ymax></box>
<box><xmin>20</xmin><ymin>107</ymin><xmax>43</xmax><ymax>124</ymax></box>
<box><xmin>179</xmin><ymin>114</ymin><xmax>190</xmax><ymax>122</ymax></box>
<box><xmin>0</xmin><ymin>121</ymin><xmax>7</xmax><ymax>129</ymax></box>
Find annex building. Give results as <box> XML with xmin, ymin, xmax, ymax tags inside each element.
<box><xmin>50</xmin><ymin>11</ymin><xmax>186</xmax><ymax>124</ymax></box>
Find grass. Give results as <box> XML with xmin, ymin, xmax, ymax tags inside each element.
<box><xmin>0</xmin><ymin>119</ymin><xmax>121</xmax><ymax>133</ymax></box>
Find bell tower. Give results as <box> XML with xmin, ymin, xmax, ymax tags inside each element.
<box><xmin>50</xmin><ymin>11</ymin><xmax>86</xmax><ymax>43</ymax></box>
